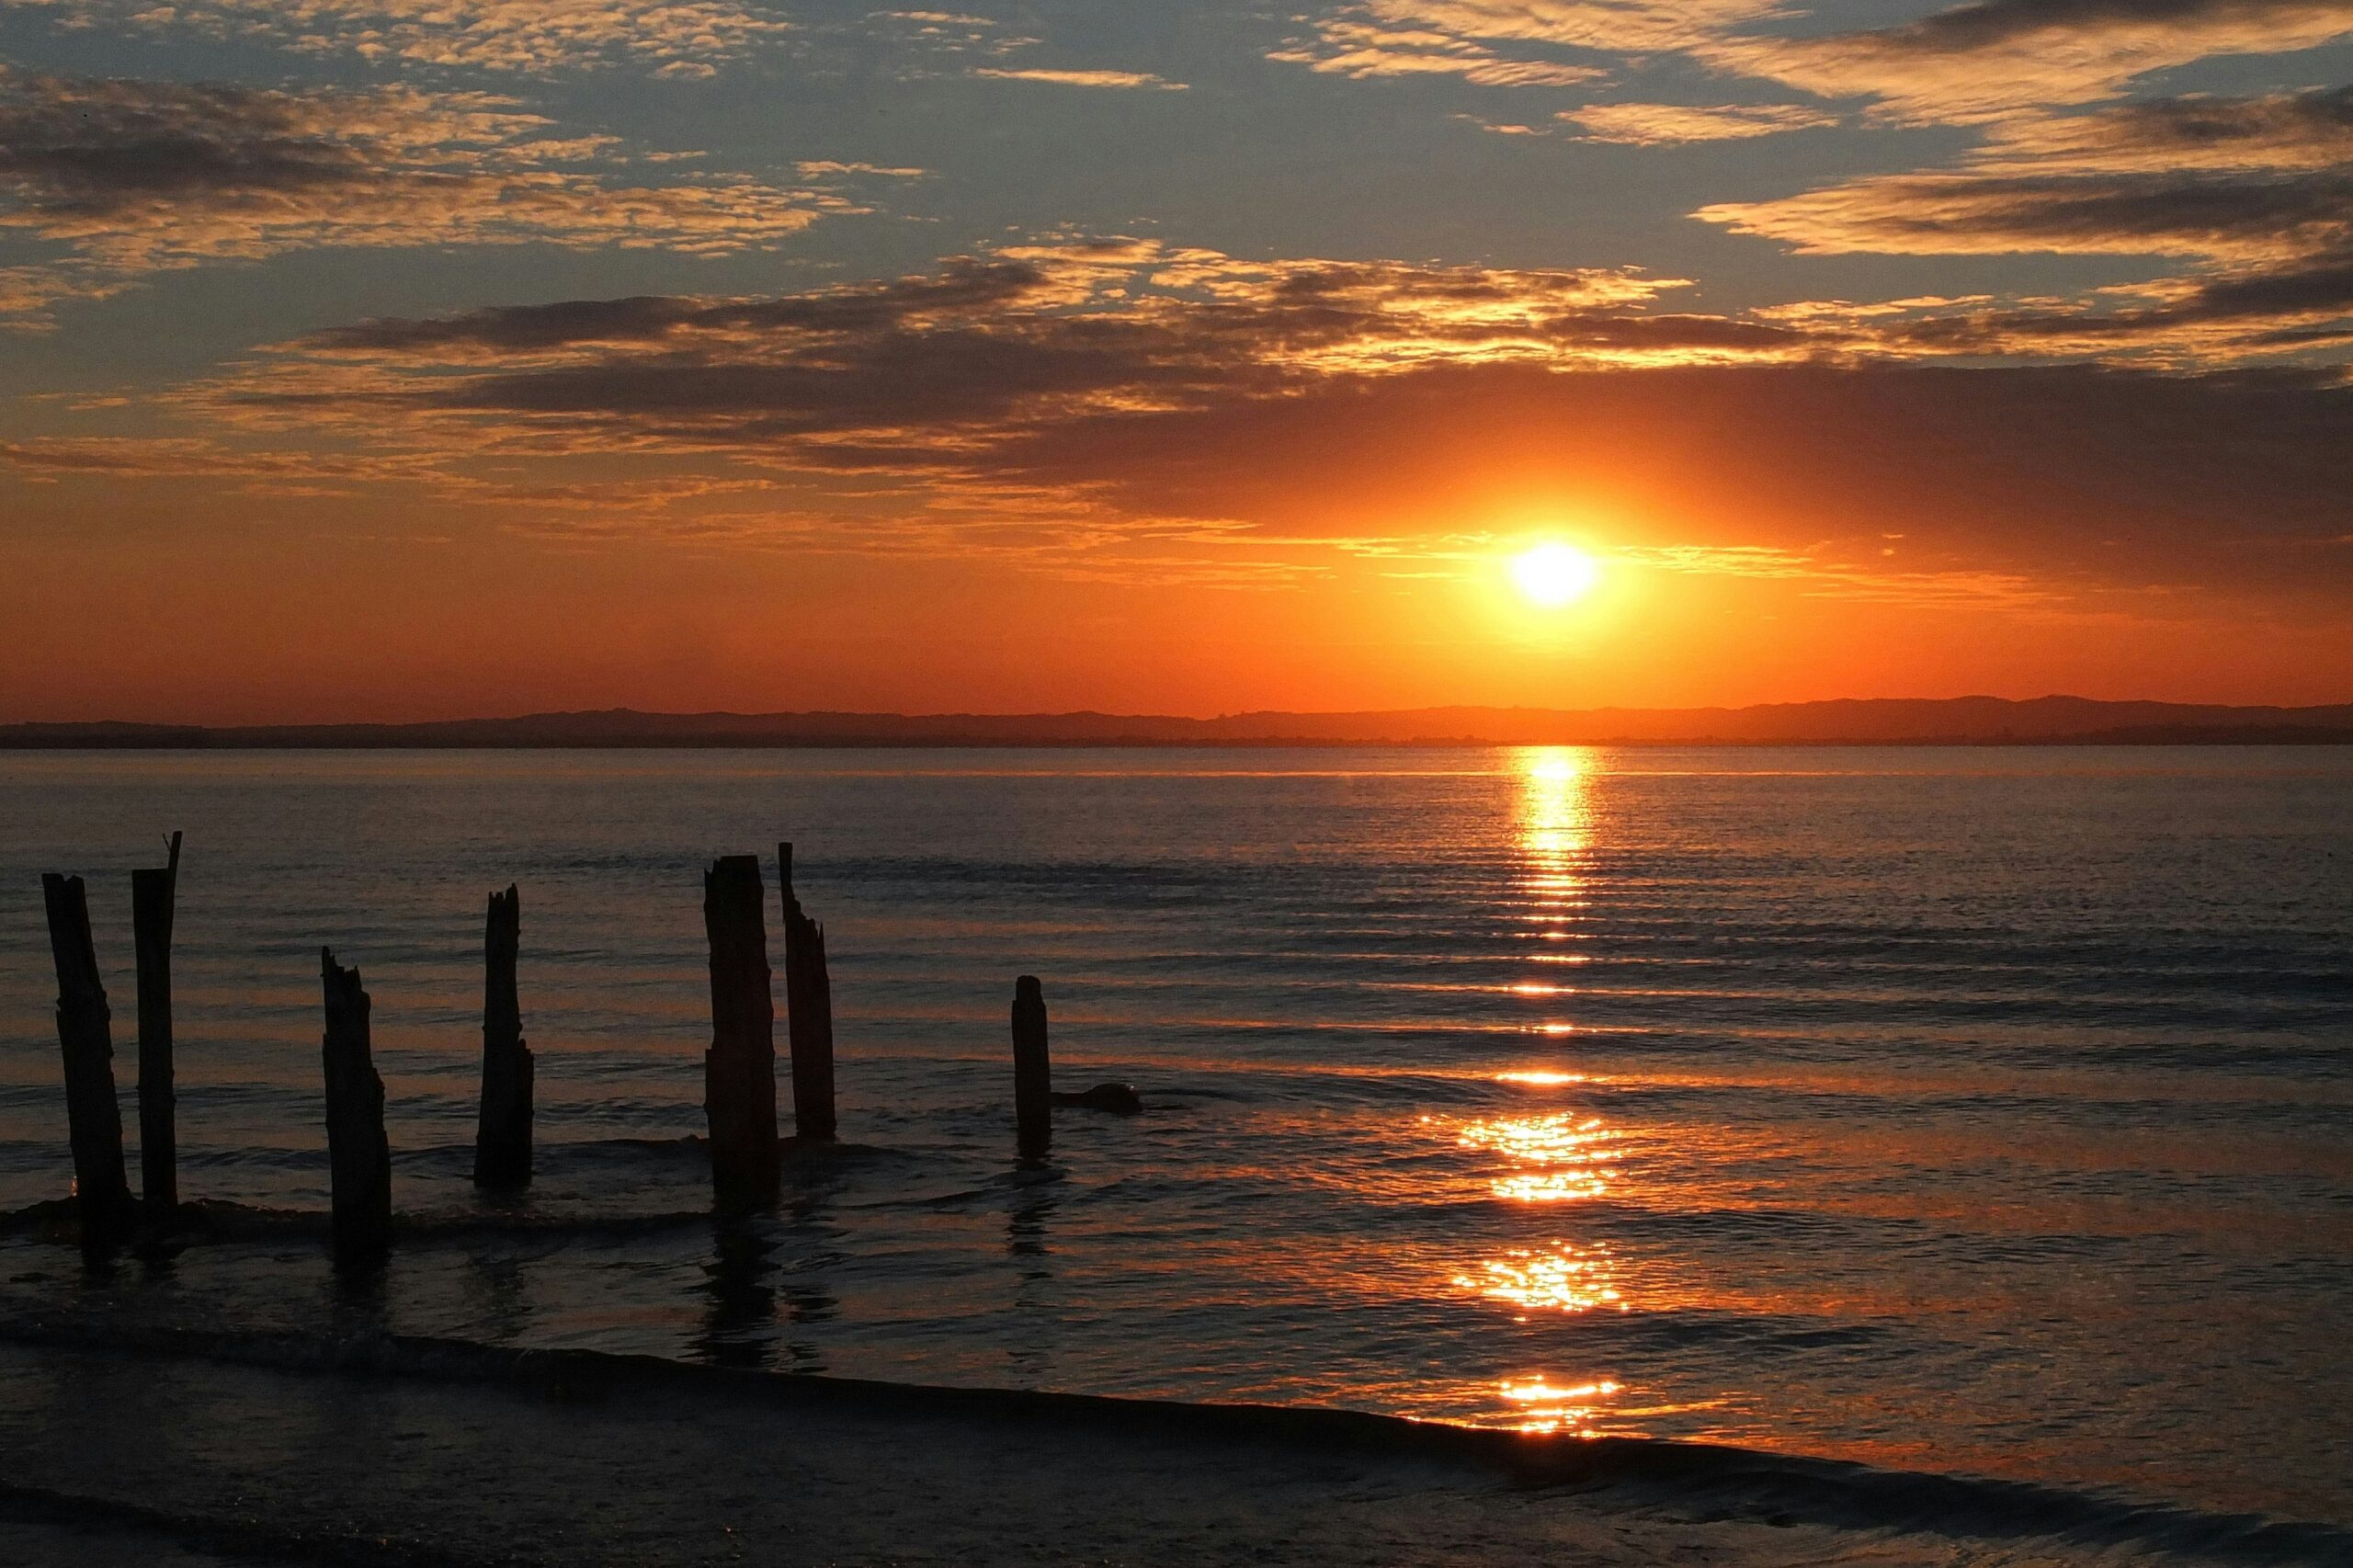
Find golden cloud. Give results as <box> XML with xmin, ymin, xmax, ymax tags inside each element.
<box><xmin>8</xmin><ymin>0</ymin><xmax>791</xmax><ymax>74</ymax></box>
<box><xmin>0</xmin><ymin>71</ymin><xmax>850</xmax><ymax>323</ymax></box>
<box><xmin>1559</xmin><ymin>101</ymin><xmax>1839</xmax><ymax>144</ymax></box>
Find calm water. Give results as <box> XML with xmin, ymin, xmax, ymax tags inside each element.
<box><xmin>0</xmin><ymin>748</ymin><xmax>2347</xmax><ymax>1526</ymax></box>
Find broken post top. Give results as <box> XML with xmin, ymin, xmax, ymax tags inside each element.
<box><xmin>778</xmin><ymin>841</ymin><xmax>793</xmax><ymax>900</ymax></box>
<box><xmin>40</xmin><ymin>874</ymin><xmax>104</xmax><ymax>1005</ymax></box>
<box><xmin>483</xmin><ymin>883</ymin><xmax>523</xmax><ymax>1018</ymax></box>
<box><xmin>321</xmin><ymin>947</ymin><xmax>369</xmax><ymax>1013</ymax></box>
<box><xmin>1014</xmin><ymin>974</ymin><xmax>1045</xmax><ymax>1011</ymax></box>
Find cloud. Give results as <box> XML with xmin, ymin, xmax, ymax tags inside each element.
<box><xmin>1699</xmin><ymin>88</ymin><xmax>2353</xmax><ymax>363</ymax></box>
<box><xmin>1268</xmin><ymin>3</ymin><xmax>1842</xmax><ymax>92</ymax></box>
<box><xmin>1708</xmin><ymin>0</ymin><xmax>2353</xmax><ymax>123</ymax></box>
<box><xmin>795</xmin><ymin>160</ymin><xmax>931</xmax><ymax>178</ymax></box>
<box><xmin>1279</xmin><ymin>1</ymin><xmax>2353</xmax><ymax>129</ymax></box>
<box><xmin>161</xmin><ymin>285</ymin><xmax>2353</xmax><ymax>595</ymax></box>
<box><xmin>1701</xmin><ymin>166</ymin><xmax>2353</xmax><ymax>263</ymax></box>
<box><xmin>20</xmin><ymin>237</ymin><xmax>2325</xmax><ymax>599</ymax></box>
<box><xmin>7</xmin><ymin>0</ymin><xmax>791</xmax><ymax>74</ymax></box>
<box><xmin>1705</xmin><ymin>89</ymin><xmax>2353</xmax><ymax>264</ymax></box>
<box><xmin>1341</xmin><ymin>0</ymin><xmax>1778</xmax><ymax>55</ymax></box>
<box><xmin>1975</xmin><ymin>85</ymin><xmax>2353</xmax><ymax>171</ymax></box>
<box><xmin>1267</xmin><ymin>13</ymin><xmax>1613</xmax><ymax>87</ymax></box>
<box><xmin>0</xmin><ymin>70</ymin><xmax>847</xmax><ymax>323</ymax></box>
<box><xmin>971</xmin><ymin>67</ymin><xmax>1187</xmax><ymax>90</ymax></box>
<box><xmin>1560</xmin><ymin>101</ymin><xmax>1839</xmax><ymax>144</ymax></box>
<box><xmin>179</xmin><ymin>241</ymin><xmax>1801</xmax><ymax>459</ymax></box>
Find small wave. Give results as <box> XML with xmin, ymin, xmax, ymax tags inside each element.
<box><xmin>0</xmin><ymin>1196</ymin><xmax>715</xmax><ymax>1246</ymax></box>
<box><xmin>0</xmin><ymin>1316</ymin><xmax>2341</xmax><ymax>1566</ymax></box>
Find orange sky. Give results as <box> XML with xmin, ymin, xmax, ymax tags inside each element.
<box><xmin>3</xmin><ymin>6</ymin><xmax>2351</xmax><ymax>721</ymax></box>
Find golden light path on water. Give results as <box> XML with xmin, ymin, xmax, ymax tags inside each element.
<box><xmin>1449</xmin><ymin>748</ymin><xmax>1639</xmax><ymax>1435</ymax></box>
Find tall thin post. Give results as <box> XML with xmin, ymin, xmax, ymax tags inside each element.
<box><xmin>779</xmin><ymin>843</ymin><xmax>837</xmax><ymax>1143</ymax></box>
<box><xmin>131</xmin><ymin>831</ymin><xmax>181</xmax><ymax>1217</ymax></box>
<box><xmin>703</xmin><ymin>856</ymin><xmax>779</xmax><ymax>1210</ymax></box>
<box><xmin>321</xmin><ymin>949</ymin><xmax>392</xmax><ymax>1263</ymax></box>
<box><xmin>41</xmin><ymin>874</ymin><xmax>135</xmax><ymax>1246</ymax></box>
<box><xmin>1012</xmin><ymin>974</ymin><xmax>1051</xmax><ymax>1162</ymax></box>
<box><xmin>472</xmin><ymin>885</ymin><xmax>532</xmax><ymax>1188</ymax></box>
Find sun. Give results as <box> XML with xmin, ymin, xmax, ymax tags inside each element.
<box><xmin>1509</xmin><ymin>542</ymin><xmax>1601</xmax><ymax>608</ymax></box>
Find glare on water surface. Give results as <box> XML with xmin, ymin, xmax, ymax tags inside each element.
<box><xmin>1454</xmin><ymin>747</ymin><xmax>1631</xmax><ymax>1432</ymax></box>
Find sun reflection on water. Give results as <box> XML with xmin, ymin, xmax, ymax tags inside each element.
<box><xmin>1456</xmin><ymin>750</ymin><xmax>1631</xmax><ymax>1436</ymax></box>
<box><xmin>1457</xmin><ymin>1243</ymin><xmax>1624</xmax><ymax>1315</ymax></box>
<box><xmin>1498</xmin><ymin>1378</ymin><xmax>1623</xmax><ymax>1435</ymax></box>
<box><xmin>1460</xmin><ymin>1112</ymin><xmax>1622</xmax><ymax>1201</ymax></box>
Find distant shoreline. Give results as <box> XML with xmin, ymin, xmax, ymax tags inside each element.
<box><xmin>4</xmin><ymin>696</ymin><xmax>2350</xmax><ymax>749</ymax></box>
<box><xmin>4</xmin><ymin>733</ymin><xmax>2351</xmax><ymax>749</ymax></box>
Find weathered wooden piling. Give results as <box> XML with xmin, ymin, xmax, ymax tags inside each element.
<box><xmin>703</xmin><ymin>856</ymin><xmax>779</xmax><ymax>1208</ymax></box>
<box><xmin>1011</xmin><ymin>974</ymin><xmax>1052</xmax><ymax>1161</ymax></box>
<box><xmin>320</xmin><ymin>949</ymin><xmax>392</xmax><ymax>1262</ymax></box>
<box><xmin>472</xmin><ymin>884</ymin><xmax>532</xmax><ymax>1189</ymax></box>
<box><xmin>131</xmin><ymin>831</ymin><xmax>182</xmax><ymax>1216</ymax></box>
<box><xmin>778</xmin><ymin>843</ymin><xmax>836</xmax><ymax>1143</ymax></box>
<box><xmin>40</xmin><ymin>873</ymin><xmax>136</xmax><ymax>1246</ymax></box>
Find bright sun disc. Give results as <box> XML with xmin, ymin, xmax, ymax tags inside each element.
<box><xmin>1511</xmin><ymin>543</ymin><xmax>1600</xmax><ymax>608</ymax></box>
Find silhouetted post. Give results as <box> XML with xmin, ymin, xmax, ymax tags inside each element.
<box><xmin>321</xmin><ymin>949</ymin><xmax>392</xmax><ymax>1263</ymax></box>
<box><xmin>131</xmin><ymin>831</ymin><xmax>182</xmax><ymax>1218</ymax></box>
<box><xmin>41</xmin><ymin>874</ymin><xmax>135</xmax><ymax>1247</ymax></box>
<box><xmin>1012</xmin><ymin>975</ymin><xmax>1051</xmax><ymax>1162</ymax></box>
<box><xmin>703</xmin><ymin>856</ymin><xmax>779</xmax><ymax>1209</ymax></box>
<box><xmin>472</xmin><ymin>884</ymin><xmax>532</xmax><ymax>1189</ymax></box>
<box><xmin>779</xmin><ymin>843</ymin><xmax>836</xmax><ymax>1143</ymax></box>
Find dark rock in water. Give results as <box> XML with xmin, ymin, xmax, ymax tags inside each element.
<box><xmin>1050</xmin><ymin>1082</ymin><xmax>1142</xmax><ymax>1116</ymax></box>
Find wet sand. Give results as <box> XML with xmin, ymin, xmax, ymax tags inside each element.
<box><xmin>0</xmin><ymin>1330</ymin><xmax>2071</xmax><ymax>1568</ymax></box>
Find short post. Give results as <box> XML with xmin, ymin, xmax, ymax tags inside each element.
<box><xmin>1011</xmin><ymin>975</ymin><xmax>1051</xmax><ymax>1162</ymax></box>
<box><xmin>131</xmin><ymin>831</ymin><xmax>182</xmax><ymax>1218</ymax></box>
<box><xmin>779</xmin><ymin>843</ymin><xmax>836</xmax><ymax>1143</ymax></box>
<box><xmin>703</xmin><ymin>856</ymin><xmax>779</xmax><ymax>1209</ymax></box>
<box><xmin>472</xmin><ymin>884</ymin><xmax>533</xmax><ymax>1188</ymax></box>
<box><xmin>41</xmin><ymin>874</ymin><xmax>136</xmax><ymax>1247</ymax></box>
<box><xmin>321</xmin><ymin>949</ymin><xmax>392</xmax><ymax>1262</ymax></box>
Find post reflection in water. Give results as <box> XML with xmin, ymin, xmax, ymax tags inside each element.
<box><xmin>693</xmin><ymin>1182</ymin><xmax>847</xmax><ymax>1373</ymax></box>
<box><xmin>695</xmin><ymin>1221</ymin><xmax>779</xmax><ymax>1370</ymax></box>
<box><xmin>1453</xmin><ymin>748</ymin><xmax>1633</xmax><ymax>1432</ymax></box>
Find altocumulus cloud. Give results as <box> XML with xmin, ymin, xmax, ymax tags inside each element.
<box><xmin>0</xmin><ymin>70</ymin><xmax>850</xmax><ymax>324</ymax></box>
<box><xmin>1706</xmin><ymin>0</ymin><xmax>2353</xmax><ymax>124</ymax></box>
<box><xmin>3</xmin><ymin>0</ymin><xmax>791</xmax><ymax>74</ymax></box>
<box><xmin>1558</xmin><ymin>102</ymin><xmax>1839</xmax><ymax>145</ymax></box>
<box><xmin>1277</xmin><ymin>0</ymin><xmax>2353</xmax><ymax>127</ymax></box>
<box><xmin>177</xmin><ymin>238</ymin><xmax>1784</xmax><ymax>455</ymax></box>
<box><xmin>1701</xmin><ymin>87</ymin><xmax>2353</xmax><ymax>361</ymax></box>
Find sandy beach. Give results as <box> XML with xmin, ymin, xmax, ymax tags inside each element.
<box><xmin>2</xmin><ymin>1320</ymin><xmax>2337</xmax><ymax>1568</ymax></box>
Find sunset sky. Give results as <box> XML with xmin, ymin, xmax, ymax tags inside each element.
<box><xmin>4</xmin><ymin>0</ymin><xmax>2351</xmax><ymax>722</ymax></box>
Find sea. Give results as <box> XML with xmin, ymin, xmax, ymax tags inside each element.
<box><xmin>0</xmin><ymin>747</ymin><xmax>2346</xmax><ymax>1540</ymax></box>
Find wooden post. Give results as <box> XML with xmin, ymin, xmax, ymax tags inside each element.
<box><xmin>320</xmin><ymin>949</ymin><xmax>392</xmax><ymax>1263</ymax></box>
<box><xmin>472</xmin><ymin>885</ymin><xmax>533</xmax><ymax>1188</ymax></box>
<box><xmin>131</xmin><ymin>831</ymin><xmax>181</xmax><ymax>1217</ymax></box>
<box><xmin>779</xmin><ymin>843</ymin><xmax>836</xmax><ymax>1143</ymax></box>
<box><xmin>1012</xmin><ymin>974</ymin><xmax>1051</xmax><ymax>1162</ymax></box>
<box><xmin>40</xmin><ymin>874</ymin><xmax>136</xmax><ymax>1247</ymax></box>
<box><xmin>703</xmin><ymin>856</ymin><xmax>779</xmax><ymax>1209</ymax></box>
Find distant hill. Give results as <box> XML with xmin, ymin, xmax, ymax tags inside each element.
<box><xmin>5</xmin><ymin>697</ymin><xmax>2351</xmax><ymax>748</ymax></box>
